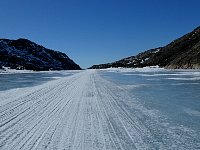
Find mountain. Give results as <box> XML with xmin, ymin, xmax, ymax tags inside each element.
<box><xmin>89</xmin><ymin>26</ymin><xmax>200</xmax><ymax>69</ymax></box>
<box><xmin>0</xmin><ymin>38</ymin><xmax>81</xmax><ymax>71</ymax></box>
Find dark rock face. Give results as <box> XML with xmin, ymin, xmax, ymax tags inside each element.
<box><xmin>0</xmin><ymin>38</ymin><xmax>81</xmax><ymax>71</ymax></box>
<box><xmin>89</xmin><ymin>26</ymin><xmax>200</xmax><ymax>69</ymax></box>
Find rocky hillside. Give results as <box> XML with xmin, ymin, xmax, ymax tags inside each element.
<box><xmin>0</xmin><ymin>38</ymin><xmax>81</xmax><ymax>71</ymax></box>
<box><xmin>90</xmin><ymin>26</ymin><xmax>200</xmax><ymax>69</ymax></box>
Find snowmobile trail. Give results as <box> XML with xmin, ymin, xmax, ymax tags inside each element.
<box><xmin>0</xmin><ymin>70</ymin><xmax>197</xmax><ymax>150</ymax></box>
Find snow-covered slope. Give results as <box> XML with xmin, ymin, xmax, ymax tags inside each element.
<box><xmin>0</xmin><ymin>38</ymin><xmax>81</xmax><ymax>71</ymax></box>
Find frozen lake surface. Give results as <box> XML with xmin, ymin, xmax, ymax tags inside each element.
<box><xmin>0</xmin><ymin>71</ymin><xmax>80</xmax><ymax>91</ymax></box>
<box><xmin>0</xmin><ymin>69</ymin><xmax>199</xmax><ymax>149</ymax></box>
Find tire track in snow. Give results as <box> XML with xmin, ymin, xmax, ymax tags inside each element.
<box><xmin>0</xmin><ymin>79</ymin><xmax>76</xmax><ymax>149</ymax></box>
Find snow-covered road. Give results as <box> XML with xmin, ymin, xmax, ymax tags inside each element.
<box><xmin>0</xmin><ymin>70</ymin><xmax>198</xmax><ymax>150</ymax></box>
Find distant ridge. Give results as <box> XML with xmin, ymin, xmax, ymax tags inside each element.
<box><xmin>89</xmin><ymin>26</ymin><xmax>200</xmax><ymax>69</ymax></box>
<box><xmin>0</xmin><ymin>38</ymin><xmax>81</xmax><ymax>71</ymax></box>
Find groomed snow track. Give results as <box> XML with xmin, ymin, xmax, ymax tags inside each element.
<box><xmin>0</xmin><ymin>70</ymin><xmax>198</xmax><ymax>150</ymax></box>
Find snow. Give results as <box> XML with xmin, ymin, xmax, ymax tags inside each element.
<box><xmin>100</xmin><ymin>66</ymin><xmax>165</xmax><ymax>73</ymax></box>
<box><xmin>0</xmin><ymin>67</ymin><xmax>34</xmax><ymax>74</ymax></box>
<box><xmin>152</xmin><ymin>48</ymin><xmax>160</xmax><ymax>53</ymax></box>
<box><xmin>0</xmin><ymin>67</ymin><xmax>82</xmax><ymax>75</ymax></box>
<box><xmin>0</xmin><ymin>70</ymin><xmax>199</xmax><ymax>149</ymax></box>
<box><xmin>0</xmin><ymin>70</ymin><xmax>149</xmax><ymax>149</ymax></box>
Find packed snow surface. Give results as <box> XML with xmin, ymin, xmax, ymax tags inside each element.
<box><xmin>0</xmin><ymin>69</ymin><xmax>199</xmax><ymax>150</ymax></box>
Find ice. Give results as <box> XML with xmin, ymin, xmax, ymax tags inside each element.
<box><xmin>184</xmin><ymin>108</ymin><xmax>200</xmax><ymax>117</ymax></box>
<box><xmin>0</xmin><ymin>69</ymin><xmax>199</xmax><ymax>149</ymax></box>
<box><xmin>167</xmin><ymin>77</ymin><xmax>200</xmax><ymax>81</ymax></box>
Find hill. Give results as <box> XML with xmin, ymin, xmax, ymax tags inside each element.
<box><xmin>90</xmin><ymin>26</ymin><xmax>200</xmax><ymax>69</ymax></box>
<box><xmin>0</xmin><ymin>38</ymin><xmax>81</xmax><ymax>71</ymax></box>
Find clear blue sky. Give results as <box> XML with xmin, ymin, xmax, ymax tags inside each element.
<box><xmin>0</xmin><ymin>0</ymin><xmax>200</xmax><ymax>68</ymax></box>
